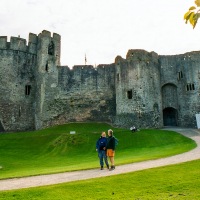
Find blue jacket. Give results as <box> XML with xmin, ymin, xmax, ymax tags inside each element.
<box><xmin>96</xmin><ymin>137</ymin><xmax>108</xmax><ymax>152</ymax></box>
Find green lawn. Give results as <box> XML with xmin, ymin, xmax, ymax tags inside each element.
<box><xmin>0</xmin><ymin>122</ymin><xmax>196</xmax><ymax>179</ymax></box>
<box><xmin>0</xmin><ymin>159</ymin><xmax>200</xmax><ymax>200</ymax></box>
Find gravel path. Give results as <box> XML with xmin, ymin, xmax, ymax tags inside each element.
<box><xmin>0</xmin><ymin>128</ymin><xmax>199</xmax><ymax>191</ymax></box>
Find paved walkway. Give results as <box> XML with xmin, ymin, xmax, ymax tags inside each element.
<box><xmin>0</xmin><ymin>128</ymin><xmax>200</xmax><ymax>191</ymax></box>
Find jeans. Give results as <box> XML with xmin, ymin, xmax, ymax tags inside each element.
<box><xmin>98</xmin><ymin>150</ymin><xmax>109</xmax><ymax>167</ymax></box>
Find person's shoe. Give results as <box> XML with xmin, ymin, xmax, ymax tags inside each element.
<box><xmin>106</xmin><ymin>165</ymin><xmax>109</xmax><ymax>169</ymax></box>
<box><xmin>100</xmin><ymin>166</ymin><xmax>103</xmax><ymax>170</ymax></box>
<box><xmin>109</xmin><ymin>166</ymin><xmax>115</xmax><ymax>171</ymax></box>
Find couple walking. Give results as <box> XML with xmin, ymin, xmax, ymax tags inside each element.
<box><xmin>96</xmin><ymin>129</ymin><xmax>116</xmax><ymax>171</ymax></box>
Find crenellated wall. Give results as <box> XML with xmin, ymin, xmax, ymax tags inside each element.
<box><xmin>0</xmin><ymin>35</ymin><xmax>37</xmax><ymax>131</ymax></box>
<box><xmin>0</xmin><ymin>30</ymin><xmax>199</xmax><ymax>132</ymax></box>
<box><xmin>0</xmin><ymin>35</ymin><xmax>37</xmax><ymax>54</ymax></box>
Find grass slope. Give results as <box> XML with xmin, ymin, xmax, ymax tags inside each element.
<box><xmin>0</xmin><ymin>123</ymin><xmax>196</xmax><ymax>179</ymax></box>
<box><xmin>0</xmin><ymin>159</ymin><xmax>200</xmax><ymax>199</ymax></box>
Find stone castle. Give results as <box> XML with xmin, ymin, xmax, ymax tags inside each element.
<box><xmin>0</xmin><ymin>30</ymin><xmax>199</xmax><ymax>132</ymax></box>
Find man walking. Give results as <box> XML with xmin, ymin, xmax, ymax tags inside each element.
<box><xmin>106</xmin><ymin>129</ymin><xmax>116</xmax><ymax>170</ymax></box>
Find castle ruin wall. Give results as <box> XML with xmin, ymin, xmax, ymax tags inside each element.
<box><xmin>45</xmin><ymin>64</ymin><xmax>116</xmax><ymax>127</ymax></box>
<box><xmin>114</xmin><ymin>50</ymin><xmax>162</xmax><ymax>128</ymax></box>
<box><xmin>159</xmin><ymin>52</ymin><xmax>200</xmax><ymax>127</ymax></box>
<box><xmin>0</xmin><ymin>35</ymin><xmax>37</xmax><ymax>131</ymax></box>
<box><xmin>0</xmin><ymin>30</ymin><xmax>199</xmax><ymax>132</ymax></box>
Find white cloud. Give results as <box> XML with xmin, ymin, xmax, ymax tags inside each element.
<box><xmin>0</xmin><ymin>0</ymin><xmax>199</xmax><ymax>67</ymax></box>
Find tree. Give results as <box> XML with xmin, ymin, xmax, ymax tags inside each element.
<box><xmin>184</xmin><ymin>0</ymin><xmax>200</xmax><ymax>28</ymax></box>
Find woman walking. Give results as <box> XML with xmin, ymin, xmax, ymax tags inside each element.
<box><xmin>106</xmin><ymin>129</ymin><xmax>116</xmax><ymax>170</ymax></box>
<box><xmin>96</xmin><ymin>132</ymin><xmax>109</xmax><ymax>170</ymax></box>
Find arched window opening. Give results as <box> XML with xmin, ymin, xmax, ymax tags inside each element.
<box><xmin>48</xmin><ymin>41</ymin><xmax>54</xmax><ymax>55</ymax></box>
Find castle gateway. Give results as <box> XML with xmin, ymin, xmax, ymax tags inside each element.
<box><xmin>0</xmin><ymin>30</ymin><xmax>199</xmax><ymax>132</ymax></box>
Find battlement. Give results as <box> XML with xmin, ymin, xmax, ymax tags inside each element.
<box><xmin>10</xmin><ymin>37</ymin><xmax>27</xmax><ymax>51</ymax></box>
<box><xmin>73</xmin><ymin>65</ymin><xmax>94</xmax><ymax>70</ymax></box>
<box><xmin>0</xmin><ymin>30</ymin><xmax>61</xmax><ymax>55</ymax></box>
<box><xmin>29</xmin><ymin>30</ymin><xmax>60</xmax><ymax>43</ymax></box>
<box><xmin>53</xmin><ymin>33</ymin><xmax>61</xmax><ymax>41</ymax></box>
<box><xmin>72</xmin><ymin>64</ymin><xmax>114</xmax><ymax>72</ymax></box>
<box><xmin>29</xmin><ymin>33</ymin><xmax>37</xmax><ymax>44</ymax></box>
<box><xmin>0</xmin><ymin>36</ymin><xmax>28</xmax><ymax>52</ymax></box>
<box><xmin>28</xmin><ymin>33</ymin><xmax>38</xmax><ymax>54</ymax></box>
<box><xmin>0</xmin><ymin>36</ymin><xmax>7</xmax><ymax>49</ymax></box>
<box><xmin>0</xmin><ymin>35</ymin><xmax>37</xmax><ymax>54</ymax></box>
<box><xmin>38</xmin><ymin>30</ymin><xmax>51</xmax><ymax>38</ymax></box>
<box><xmin>37</xmin><ymin>30</ymin><xmax>61</xmax><ymax>41</ymax></box>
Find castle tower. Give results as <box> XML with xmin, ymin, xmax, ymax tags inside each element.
<box><xmin>0</xmin><ymin>34</ymin><xmax>37</xmax><ymax>131</ymax></box>
<box><xmin>34</xmin><ymin>30</ymin><xmax>61</xmax><ymax>129</ymax></box>
<box><xmin>159</xmin><ymin>52</ymin><xmax>200</xmax><ymax>127</ymax></box>
<box><xmin>114</xmin><ymin>50</ymin><xmax>163</xmax><ymax>128</ymax></box>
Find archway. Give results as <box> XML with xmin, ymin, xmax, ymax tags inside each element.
<box><xmin>0</xmin><ymin>120</ymin><xmax>5</xmax><ymax>132</ymax></box>
<box><xmin>163</xmin><ymin>107</ymin><xmax>177</xmax><ymax>126</ymax></box>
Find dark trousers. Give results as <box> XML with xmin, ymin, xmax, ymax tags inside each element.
<box><xmin>98</xmin><ymin>150</ymin><xmax>109</xmax><ymax>167</ymax></box>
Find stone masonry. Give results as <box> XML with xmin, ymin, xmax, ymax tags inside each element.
<box><xmin>0</xmin><ymin>30</ymin><xmax>199</xmax><ymax>132</ymax></box>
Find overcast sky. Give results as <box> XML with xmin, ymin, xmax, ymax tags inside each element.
<box><xmin>0</xmin><ymin>0</ymin><xmax>199</xmax><ymax>68</ymax></box>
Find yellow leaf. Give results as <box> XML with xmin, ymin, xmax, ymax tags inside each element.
<box><xmin>186</xmin><ymin>12</ymin><xmax>193</xmax><ymax>21</ymax></box>
<box><xmin>189</xmin><ymin>12</ymin><xmax>195</xmax><ymax>25</ymax></box>
<box><xmin>189</xmin><ymin>6</ymin><xmax>196</xmax><ymax>10</ymax></box>
<box><xmin>195</xmin><ymin>0</ymin><xmax>200</xmax><ymax>7</ymax></box>
<box><xmin>184</xmin><ymin>10</ymin><xmax>191</xmax><ymax>19</ymax></box>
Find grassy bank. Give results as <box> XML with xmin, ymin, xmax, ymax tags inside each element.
<box><xmin>0</xmin><ymin>123</ymin><xmax>196</xmax><ymax>179</ymax></box>
<box><xmin>0</xmin><ymin>159</ymin><xmax>200</xmax><ymax>199</ymax></box>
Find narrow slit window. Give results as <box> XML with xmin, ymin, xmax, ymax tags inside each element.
<box><xmin>25</xmin><ymin>85</ymin><xmax>31</xmax><ymax>95</ymax></box>
<box><xmin>117</xmin><ymin>73</ymin><xmax>120</xmax><ymax>82</ymax></box>
<box><xmin>187</xmin><ymin>84</ymin><xmax>189</xmax><ymax>91</ymax></box>
<box><xmin>19</xmin><ymin>106</ymin><xmax>21</xmax><ymax>117</ymax></box>
<box><xmin>45</xmin><ymin>62</ymin><xmax>48</xmax><ymax>72</ymax></box>
<box><xmin>180</xmin><ymin>71</ymin><xmax>183</xmax><ymax>78</ymax></box>
<box><xmin>127</xmin><ymin>90</ymin><xmax>132</xmax><ymax>99</ymax></box>
<box><xmin>192</xmin><ymin>83</ymin><xmax>195</xmax><ymax>90</ymax></box>
<box><xmin>177</xmin><ymin>71</ymin><xmax>183</xmax><ymax>80</ymax></box>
